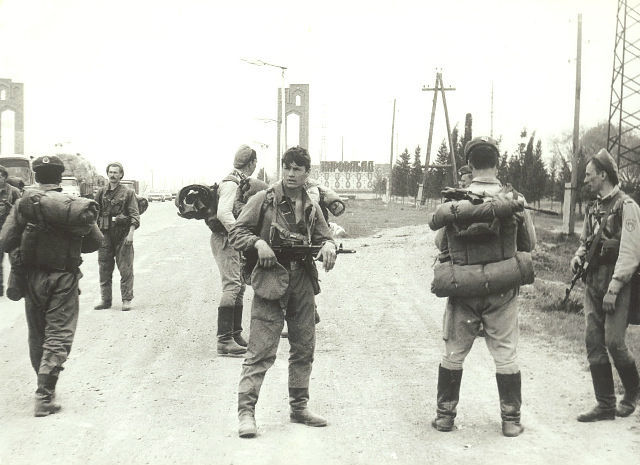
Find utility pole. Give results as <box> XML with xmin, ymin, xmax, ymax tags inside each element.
<box><xmin>419</xmin><ymin>71</ymin><xmax>456</xmax><ymax>205</ymax></box>
<box><xmin>388</xmin><ymin>98</ymin><xmax>396</xmax><ymax>203</ymax></box>
<box><xmin>490</xmin><ymin>81</ymin><xmax>494</xmax><ymax>138</ymax></box>
<box><xmin>341</xmin><ymin>136</ymin><xmax>344</xmax><ymax>161</ymax></box>
<box><xmin>568</xmin><ymin>13</ymin><xmax>582</xmax><ymax>235</ymax></box>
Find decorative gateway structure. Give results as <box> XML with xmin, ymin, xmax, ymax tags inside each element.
<box><xmin>309</xmin><ymin>161</ymin><xmax>390</xmax><ymax>198</ymax></box>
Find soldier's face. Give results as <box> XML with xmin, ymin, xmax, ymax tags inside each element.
<box><xmin>584</xmin><ymin>162</ymin><xmax>603</xmax><ymax>194</ymax></box>
<box><xmin>108</xmin><ymin>166</ymin><xmax>123</xmax><ymax>183</ymax></box>
<box><xmin>459</xmin><ymin>173</ymin><xmax>473</xmax><ymax>188</ymax></box>
<box><xmin>282</xmin><ymin>161</ymin><xmax>309</xmax><ymax>190</ymax></box>
<box><xmin>0</xmin><ymin>174</ymin><xmax>6</xmax><ymax>187</ymax></box>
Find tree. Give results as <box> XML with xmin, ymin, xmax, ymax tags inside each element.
<box><xmin>391</xmin><ymin>148</ymin><xmax>411</xmax><ymax>198</ymax></box>
<box><xmin>409</xmin><ymin>145</ymin><xmax>423</xmax><ymax>198</ymax></box>
<box><xmin>504</xmin><ymin>129</ymin><xmax>548</xmax><ymax>204</ymax></box>
<box><xmin>424</xmin><ymin>139</ymin><xmax>450</xmax><ymax>198</ymax></box>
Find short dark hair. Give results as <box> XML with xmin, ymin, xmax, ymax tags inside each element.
<box><xmin>588</xmin><ymin>158</ymin><xmax>619</xmax><ymax>186</ymax></box>
<box><xmin>35</xmin><ymin>166</ymin><xmax>62</xmax><ymax>184</ymax></box>
<box><xmin>468</xmin><ymin>147</ymin><xmax>498</xmax><ymax>170</ymax></box>
<box><xmin>0</xmin><ymin>165</ymin><xmax>7</xmax><ymax>179</ymax></box>
<box><xmin>282</xmin><ymin>146</ymin><xmax>311</xmax><ymax>171</ymax></box>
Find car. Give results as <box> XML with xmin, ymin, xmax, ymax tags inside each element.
<box><xmin>162</xmin><ymin>192</ymin><xmax>172</xmax><ymax>201</ymax></box>
<box><xmin>148</xmin><ymin>192</ymin><xmax>165</xmax><ymax>202</ymax></box>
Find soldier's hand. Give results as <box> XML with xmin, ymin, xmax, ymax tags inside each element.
<box><xmin>603</xmin><ymin>291</ymin><xmax>618</xmax><ymax>314</ymax></box>
<box><xmin>318</xmin><ymin>242</ymin><xmax>337</xmax><ymax>272</ymax></box>
<box><xmin>255</xmin><ymin>239</ymin><xmax>276</xmax><ymax>268</ymax></box>
<box><xmin>125</xmin><ymin>232</ymin><xmax>134</xmax><ymax>245</ymax></box>
<box><xmin>570</xmin><ymin>256</ymin><xmax>583</xmax><ymax>274</ymax></box>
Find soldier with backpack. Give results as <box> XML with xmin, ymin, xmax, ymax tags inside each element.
<box><xmin>209</xmin><ymin>145</ymin><xmax>258</xmax><ymax>356</ymax></box>
<box><xmin>0</xmin><ymin>155</ymin><xmax>102</xmax><ymax>416</ymax></box>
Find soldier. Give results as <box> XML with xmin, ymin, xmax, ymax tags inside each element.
<box><xmin>0</xmin><ymin>164</ymin><xmax>21</xmax><ymax>296</ymax></box>
<box><xmin>229</xmin><ymin>146</ymin><xmax>337</xmax><ymax>438</ymax></box>
<box><xmin>209</xmin><ymin>145</ymin><xmax>258</xmax><ymax>356</ymax></box>
<box><xmin>458</xmin><ymin>165</ymin><xmax>473</xmax><ymax>189</ymax></box>
<box><xmin>94</xmin><ymin>162</ymin><xmax>140</xmax><ymax>311</ymax></box>
<box><xmin>0</xmin><ymin>155</ymin><xmax>102</xmax><ymax>416</ymax></box>
<box><xmin>429</xmin><ymin>136</ymin><xmax>536</xmax><ymax>437</ymax></box>
<box><xmin>571</xmin><ymin>148</ymin><xmax>640</xmax><ymax>421</ymax></box>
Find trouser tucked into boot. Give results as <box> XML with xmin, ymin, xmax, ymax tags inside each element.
<box><xmin>496</xmin><ymin>372</ymin><xmax>524</xmax><ymax>437</ymax></box>
<box><xmin>615</xmin><ymin>361</ymin><xmax>639</xmax><ymax>417</ymax></box>
<box><xmin>233</xmin><ymin>305</ymin><xmax>248</xmax><ymax>347</ymax></box>
<box><xmin>289</xmin><ymin>387</ymin><xmax>327</xmax><ymax>427</ymax></box>
<box><xmin>432</xmin><ymin>365</ymin><xmax>463</xmax><ymax>432</ymax></box>
<box><xmin>577</xmin><ymin>363</ymin><xmax>616</xmax><ymax>422</ymax></box>
<box><xmin>217</xmin><ymin>307</ymin><xmax>246</xmax><ymax>356</ymax></box>
<box><xmin>34</xmin><ymin>373</ymin><xmax>61</xmax><ymax>417</ymax></box>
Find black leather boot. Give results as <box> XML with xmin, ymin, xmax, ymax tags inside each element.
<box><xmin>34</xmin><ymin>374</ymin><xmax>61</xmax><ymax>417</ymax></box>
<box><xmin>577</xmin><ymin>363</ymin><xmax>616</xmax><ymax>422</ymax></box>
<box><xmin>238</xmin><ymin>386</ymin><xmax>259</xmax><ymax>438</ymax></box>
<box><xmin>289</xmin><ymin>388</ymin><xmax>327</xmax><ymax>427</ymax></box>
<box><xmin>233</xmin><ymin>306</ymin><xmax>248</xmax><ymax>347</ymax></box>
<box><xmin>217</xmin><ymin>307</ymin><xmax>246</xmax><ymax>356</ymax></box>
<box><xmin>432</xmin><ymin>365</ymin><xmax>463</xmax><ymax>432</ymax></box>
<box><xmin>615</xmin><ymin>361</ymin><xmax>639</xmax><ymax>417</ymax></box>
<box><xmin>496</xmin><ymin>372</ymin><xmax>524</xmax><ymax>437</ymax></box>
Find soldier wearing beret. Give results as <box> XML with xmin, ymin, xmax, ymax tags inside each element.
<box><xmin>571</xmin><ymin>148</ymin><xmax>640</xmax><ymax>422</ymax></box>
<box><xmin>0</xmin><ymin>164</ymin><xmax>21</xmax><ymax>296</ymax></box>
<box><xmin>209</xmin><ymin>145</ymin><xmax>257</xmax><ymax>356</ymax></box>
<box><xmin>430</xmin><ymin>136</ymin><xmax>536</xmax><ymax>437</ymax></box>
<box><xmin>94</xmin><ymin>162</ymin><xmax>140</xmax><ymax>311</ymax></box>
<box><xmin>458</xmin><ymin>165</ymin><xmax>473</xmax><ymax>189</ymax></box>
<box><xmin>0</xmin><ymin>155</ymin><xmax>102</xmax><ymax>416</ymax></box>
<box><xmin>229</xmin><ymin>146</ymin><xmax>337</xmax><ymax>438</ymax></box>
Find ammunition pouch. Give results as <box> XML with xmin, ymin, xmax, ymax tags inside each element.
<box><xmin>20</xmin><ymin>223</ymin><xmax>83</xmax><ymax>272</ymax></box>
<box><xmin>598</xmin><ymin>238</ymin><xmax>620</xmax><ymax>265</ymax></box>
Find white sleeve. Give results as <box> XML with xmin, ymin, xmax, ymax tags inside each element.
<box><xmin>217</xmin><ymin>181</ymin><xmax>238</xmax><ymax>232</ymax></box>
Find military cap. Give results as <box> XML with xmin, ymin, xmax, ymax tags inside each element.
<box><xmin>251</xmin><ymin>262</ymin><xmax>289</xmax><ymax>300</ymax></box>
<box><xmin>590</xmin><ymin>148</ymin><xmax>619</xmax><ymax>185</ymax></box>
<box><xmin>106</xmin><ymin>161</ymin><xmax>124</xmax><ymax>176</ymax></box>
<box><xmin>458</xmin><ymin>165</ymin><xmax>472</xmax><ymax>176</ymax></box>
<box><xmin>32</xmin><ymin>155</ymin><xmax>65</xmax><ymax>172</ymax></box>
<box><xmin>464</xmin><ymin>136</ymin><xmax>500</xmax><ymax>162</ymax></box>
<box><xmin>234</xmin><ymin>145</ymin><xmax>257</xmax><ymax>169</ymax></box>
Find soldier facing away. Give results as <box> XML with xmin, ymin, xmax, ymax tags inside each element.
<box><xmin>571</xmin><ymin>148</ymin><xmax>640</xmax><ymax>421</ymax></box>
<box><xmin>229</xmin><ymin>146</ymin><xmax>337</xmax><ymax>438</ymax></box>
<box><xmin>0</xmin><ymin>164</ymin><xmax>21</xmax><ymax>297</ymax></box>
<box><xmin>0</xmin><ymin>155</ymin><xmax>102</xmax><ymax>416</ymax></box>
<box><xmin>94</xmin><ymin>162</ymin><xmax>140</xmax><ymax>311</ymax></box>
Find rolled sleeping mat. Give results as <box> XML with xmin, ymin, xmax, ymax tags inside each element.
<box><xmin>429</xmin><ymin>198</ymin><xmax>524</xmax><ymax>231</ymax></box>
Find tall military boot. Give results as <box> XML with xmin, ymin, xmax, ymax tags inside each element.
<box><xmin>577</xmin><ymin>363</ymin><xmax>616</xmax><ymax>422</ymax></box>
<box><xmin>431</xmin><ymin>365</ymin><xmax>463</xmax><ymax>432</ymax></box>
<box><xmin>34</xmin><ymin>374</ymin><xmax>61</xmax><ymax>417</ymax></box>
<box><xmin>289</xmin><ymin>388</ymin><xmax>327</xmax><ymax>427</ymax></box>
<box><xmin>238</xmin><ymin>387</ymin><xmax>259</xmax><ymax>438</ymax></box>
<box><xmin>232</xmin><ymin>306</ymin><xmax>248</xmax><ymax>347</ymax></box>
<box><xmin>496</xmin><ymin>372</ymin><xmax>524</xmax><ymax>437</ymax></box>
<box><xmin>217</xmin><ymin>307</ymin><xmax>246</xmax><ymax>356</ymax></box>
<box><xmin>615</xmin><ymin>361</ymin><xmax>640</xmax><ymax>417</ymax></box>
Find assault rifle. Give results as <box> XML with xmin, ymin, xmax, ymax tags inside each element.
<box><xmin>441</xmin><ymin>187</ymin><xmax>559</xmax><ymax>216</ymax></box>
<box><xmin>562</xmin><ymin>264</ymin><xmax>584</xmax><ymax>307</ymax></box>
<box><xmin>271</xmin><ymin>242</ymin><xmax>356</xmax><ymax>260</ymax></box>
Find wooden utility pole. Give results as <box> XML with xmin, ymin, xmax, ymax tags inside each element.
<box><xmin>420</xmin><ymin>71</ymin><xmax>456</xmax><ymax>205</ymax></box>
<box><xmin>388</xmin><ymin>99</ymin><xmax>396</xmax><ymax>203</ymax></box>
<box><xmin>490</xmin><ymin>81</ymin><xmax>494</xmax><ymax>137</ymax></box>
<box><xmin>568</xmin><ymin>13</ymin><xmax>582</xmax><ymax>235</ymax></box>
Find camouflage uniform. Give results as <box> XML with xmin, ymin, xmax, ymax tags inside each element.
<box><xmin>96</xmin><ymin>183</ymin><xmax>140</xmax><ymax>304</ymax></box>
<box><xmin>0</xmin><ymin>182</ymin><xmax>20</xmax><ymax>295</ymax></box>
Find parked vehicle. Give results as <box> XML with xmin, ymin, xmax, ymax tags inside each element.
<box><xmin>0</xmin><ymin>154</ymin><xmax>35</xmax><ymax>189</ymax></box>
<box><xmin>148</xmin><ymin>192</ymin><xmax>165</xmax><ymax>202</ymax></box>
<box><xmin>60</xmin><ymin>176</ymin><xmax>81</xmax><ymax>196</ymax></box>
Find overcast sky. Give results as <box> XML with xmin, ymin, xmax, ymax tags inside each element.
<box><xmin>0</xmin><ymin>0</ymin><xmax>617</xmax><ymax>190</ymax></box>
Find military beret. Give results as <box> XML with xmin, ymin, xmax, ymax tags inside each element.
<box><xmin>464</xmin><ymin>136</ymin><xmax>500</xmax><ymax>162</ymax></box>
<box><xmin>458</xmin><ymin>165</ymin><xmax>472</xmax><ymax>175</ymax></box>
<box><xmin>590</xmin><ymin>148</ymin><xmax>619</xmax><ymax>185</ymax></box>
<box><xmin>251</xmin><ymin>262</ymin><xmax>289</xmax><ymax>300</ymax></box>
<box><xmin>234</xmin><ymin>145</ymin><xmax>257</xmax><ymax>169</ymax></box>
<box><xmin>106</xmin><ymin>162</ymin><xmax>124</xmax><ymax>176</ymax></box>
<box><xmin>32</xmin><ymin>155</ymin><xmax>65</xmax><ymax>172</ymax></box>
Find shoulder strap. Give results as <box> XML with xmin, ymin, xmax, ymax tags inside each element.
<box><xmin>584</xmin><ymin>199</ymin><xmax>618</xmax><ymax>270</ymax></box>
<box><xmin>255</xmin><ymin>188</ymin><xmax>274</xmax><ymax>236</ymax></box>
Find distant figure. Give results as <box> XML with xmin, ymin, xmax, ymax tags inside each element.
<box><xmin>94</xmin><ymin>162</ymin><xmax>140</xmax><ymax>311</ymax></box>
<box><xmin>571</xmin><ymin>148</ymin><xmax>640</xmax><ymax>422</ymax></box>
<box><xmin>0</xmin><ymin>164</ymin><xmax>21</xmax><ymax>297</ymax></box>
<box><xmin>209</xmin><ymin>145</ymin><xmax>257</xmax><ymax>356</ymax></box>
<box><xmin>457</xmin><ymin>165</ymin><xmax>473</xmax><ymax>189</ymax></box>
<box><xmin>0</xmin><ymin>155</ymin><xmax>102</xmax><ymax>416</ymax></box>
<box><xmin>429</xmin><ymin>136</ymin><xmax>536</xmax><ymax>437</ymax></box>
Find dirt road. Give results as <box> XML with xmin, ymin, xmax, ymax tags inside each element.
<box><xmin>1</xmin><ymin>202</ymin><xmax>639</xmax><ymax>465</ymax></box>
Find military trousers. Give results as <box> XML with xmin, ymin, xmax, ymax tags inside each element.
<box><xmin>0</xmin><ymin>244</ymin><xmax>4</xmax><ymax>293</ymax></box>
<box><xmin>238</xmin><ymin>267</ymin><xmax>316</xmax><ymax>413</ymax></box>
<box><xmin>441</xmin><ymin>288</ymin><xmax>520</xmax><ymax>374</ymax></box>
<box><xmin>98</xmin><ymin>228</ymin><xmax>134</xmax><ymax>302</ymax></box>
<box><xmin>210</xmin><ymin>232</ymin><xmax>245</xmax><ymax>308</ymax></box>
<box><xmin>584</xmin><ymin>282</ymin><xmax>634</xmax><ymax>366</ymax></box>
<box><xmin>24</xmin><ymin>269</ymin><xmax>80</xmax><ymax>375</ymax></box>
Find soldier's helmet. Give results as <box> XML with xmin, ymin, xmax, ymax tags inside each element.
<box><xmin>464</xmin><ymin>136</ymin><xmax>500</xmax><ymax>163</ymax></box>
<box><xmin>458</xmin><ymin>165</ymin><xmax>472</xmax><ymax>176</ymax></box>
<box><xmin>32</xmin><ymin>155</ymin><xmax>65</xmax><ymax>173</ymax></box>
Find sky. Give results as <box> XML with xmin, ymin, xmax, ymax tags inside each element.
<box><xmin>0</xmin><ymin>0</ymin><xmax>618</xmax><ymax>191</ymax></box>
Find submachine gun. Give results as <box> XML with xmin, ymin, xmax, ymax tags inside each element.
<box><xmin>441</xmin><ymin>187</ymin><xmax>559</xmax><ymax>216</ymax></box>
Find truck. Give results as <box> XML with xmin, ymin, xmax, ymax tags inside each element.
<box><xmin>120</xmin><ymin>179</ymin><xmax>140</xmax><ymax>195</ymax></box>
<box><xmin>60</xmin><ymin>176</ymin><xmax>81</xmax><ymax>197</ymax></box>
<box><xmin>0</xmin><ymin>154</ymin><xmax>35</xmax><ymax>189</ymax></box>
